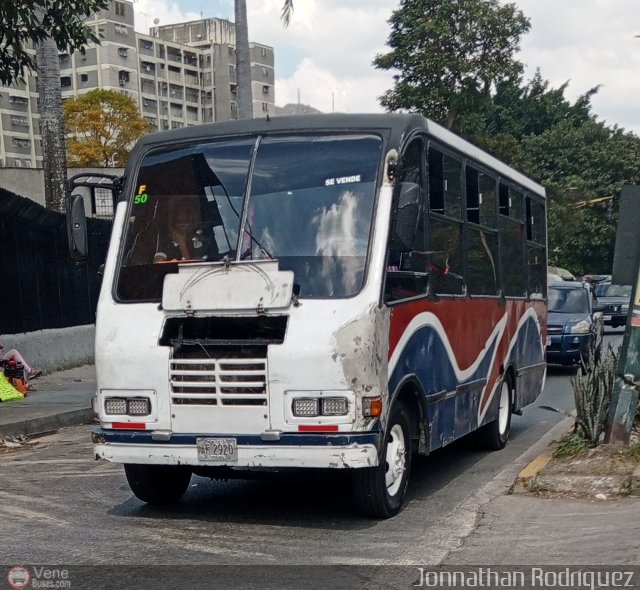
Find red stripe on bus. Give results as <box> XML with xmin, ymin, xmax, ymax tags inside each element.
<box><xmin>111</xmin><ymin>422</ymin><xmax>147</xmax><ymax>430</ymax></box>
<box><xmin>298</xmin><ymin>424</ymin><xmax>339</xmax><ymax>432</ymax></box>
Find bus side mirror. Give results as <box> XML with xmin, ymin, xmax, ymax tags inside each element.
<box><xmin>390</xmin><ymin>182</ymin><xmax>421</xmax><ymax>251</ymax></box>
<box><xmin>67</xmin><ymin>194</ymin><xmax>88</xmax><ymax>261</ymax></box>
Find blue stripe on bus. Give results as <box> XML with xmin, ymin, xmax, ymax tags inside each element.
<box><xmin>388</xmin><ymin>317</ymin><xmax>542</xmax><ymax>451</ymax></box>
<box><xmin>92</xmin><ymin>428</ymin><xmax>381</xmax><ymax>448</ymax></box>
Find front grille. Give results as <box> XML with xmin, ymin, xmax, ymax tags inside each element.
<box><xmin>605</xmin><ymin>304</ymin><xmax>622</xmax><ymax>313</ymax></box>
<box><xmin>170</xmin><ymin>357</ymin><xmax>267</xmax><ymax>406</ymax></box>
<box><xmin>547</xmin><ymin>325</ymin><xmax>563</xmax><ymax>335</ymax></box>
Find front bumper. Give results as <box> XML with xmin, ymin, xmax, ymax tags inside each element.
<box><xmin>546</xmin><ymin>333</ymin><xmax>592</xmax><ymax>365</ymax></box>
<box><xmin>601</xmin><ymin>311</ymin><xmax>627</xmax><ymax>326</ymax></box>
<box><xmin>92</xmin><ymin>428</ymin><xmax>380</xmax><ymax>469</ymax></box>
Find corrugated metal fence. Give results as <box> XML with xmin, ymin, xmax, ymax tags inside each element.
<box><xmin>0</xmin><ymin>188</ymin><xmax>111</xmax><ymax>334</ymax></box>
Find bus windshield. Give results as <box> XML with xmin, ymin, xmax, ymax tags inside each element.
<box><xmin>116</xmin><ymin>133</ymin><xmax>381</xmax><ymax>301</ymax></box>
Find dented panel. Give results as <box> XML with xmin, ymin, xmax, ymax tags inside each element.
<box><xmin>333</xmin><ymin>304</ymin><xmax>390</xmax><ymax>430</ymax></box>
<box><xmin>94</xmin><ymin>442</ymin><xmax>378</xmax><ymax>469</ymax></box>
<box><xmin>162</xmin><ymin>260</ymin><xmax>295</xmax><ymax>312</ymax></box>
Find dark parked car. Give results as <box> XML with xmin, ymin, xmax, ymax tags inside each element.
<box><xmin>594</xmin><ymin>282</ymin><xmax>632</xmax><ymax>327</ymax></box>
<box><xmin>546</xmin><ymin>282</ymin><xmax>603</xmax><ymax>366</ymax></box>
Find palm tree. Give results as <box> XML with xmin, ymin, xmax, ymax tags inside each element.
<box><xmin>234</xmin><ymin>0</ymin><xmax>252</xmax><ymax>119</ymax></box>
<box><xmin>281</xmin><ymin>1</ymin><xmax>294</xmax><ymax>27</ymax></box>
<box><xmin>234</xmin><ymin>1</ymin><xmax>294</xmax><ymax>120</ymax></box>
<box><xmin>36</xmin><ymin>37</ymin><xmax>68</xmax><ymax>213</ymax></box>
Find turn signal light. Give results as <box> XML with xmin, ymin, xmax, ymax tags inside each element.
<box><xmin>362</xmin><ymin>396</ymin><xmax>383</xmax><ymax>417</ymax></box>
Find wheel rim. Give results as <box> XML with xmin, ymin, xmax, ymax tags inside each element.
<box><xmin>385</xmin><ymin>423</ymin><xmax>406</xmax><ymax>496</ymax></box>
<box><xmin>498</xmin><ymin>381</ymin><xmax>510</xmax><ymax>435</ymax></box>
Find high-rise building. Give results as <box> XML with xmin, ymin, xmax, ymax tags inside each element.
<box><xmin>0</xmin><ymin>0</ymin><xmax>275</xmax><ymax>168</ymax></box>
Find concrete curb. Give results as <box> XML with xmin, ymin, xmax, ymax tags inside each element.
<box><xmin>514</xmin><ymin>427</ymin><xmax>640</xmax><ymax>498</ymax></box>
<box><xmin>0</xmin><ymin>408</ymin><xmax>96</xmax><ymax>439</ymax></box>
<box><xmin>514</xmin><ymin>450</ymin><xmax>553</xmax><ymax>493</ymax></box>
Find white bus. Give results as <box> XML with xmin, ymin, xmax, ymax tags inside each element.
<box><xmin>70</xmin><ymin>114</ymin><xmax>547</xmax><ymax>517</ymax></box>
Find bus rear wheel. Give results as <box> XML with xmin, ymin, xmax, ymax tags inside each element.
<box><xmin>124</xmin><ymin>464</ymin><xmax>192</xmax><ymax>505</ymax></box>
<box><xmin>477</xmin><ymin>376</ymin><xmax>512</xmax><ymax>451</ymax></box>
<box><xmin>352</xmin><ymin>402</ymin><xmax>412</xmax><ymax>518</ymax></box>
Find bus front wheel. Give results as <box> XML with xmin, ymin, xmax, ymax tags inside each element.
<box><xmin>352</xmin><ymin>402</ymin><xmax>412</xmax><ymax>518</ymax></box>
<box><xmin>124</xmin><ymin>464</ymin><xmax>192</xmax><ymax>505</ymax></box>
<box><xmin>476</xmin><ymin>376</ymin><xmax>513</xmax><ymax>451</ymax></box>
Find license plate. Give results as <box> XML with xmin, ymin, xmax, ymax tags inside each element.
<box><xmin>603</xmin><ymin>315</ymin><xmax>611</xmax><ymax>321</ymax></box>
<box><xmin>197</xmin><ymin>437</ymin><xmax>238</xmax><ymax>462</ymax></box>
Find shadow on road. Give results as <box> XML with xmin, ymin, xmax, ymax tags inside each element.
<box><xmin>107</xmin><ymin>434</ymin><xmax>504</xmax><ymax>529</ymax></box>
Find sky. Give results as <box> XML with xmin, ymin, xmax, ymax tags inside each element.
<box><xmin>131</xmin><ymin>0</ymin><xmax>640</xmax><ymax>135</ymax></box>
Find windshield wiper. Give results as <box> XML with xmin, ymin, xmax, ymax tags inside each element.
<box><xmin>210</xmin><ymin>170</ymin><xmax>274</xmax><ymax>261</ymax></box>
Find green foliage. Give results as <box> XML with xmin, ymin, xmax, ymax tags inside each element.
<box><xmin>0</xmin><ymin>0</ymin><xmax>109</xmax><ymax>85</ymax></box>
<box><xmin>374</xmin><ymin>0</ymin><xmax>530</xmax><ymax>130</ymax></box>
<box><xmin>376</xmin><ymin>0</ymin><xmax>640</xmax><ymax>273</ymax></box>
<box><xmin>552</xmin><ymin>432</ymin><xmax>587</xmax><ymax>459</ymax></box>
<box><xmin>517</xmin><ymin>120</ymin><xmax>640</xmax><ymax>274</ymax></box>
<box><xmin>64</xmin><ymin>89</ymin><xmax>150</xmax><ymax>167</ymax></box>
<box><xmin>572</xmin><ymin>344</ymin><xmax>619</xmax><ymax>447</ymax></box>
<box><xmin>627</xmin><ymin>442</ymin><xmax>640</xmax><ymax>462</ymax></box>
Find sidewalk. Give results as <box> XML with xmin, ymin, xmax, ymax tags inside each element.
<box><xmin>438</xmin><ymin>416</ymin><xmax>640</xmax><ymax>566</ymax></box>
<box><xmin>0</xmin><ymin>364</ymin><xmax>96</xmax><ymax>438</ymax></box>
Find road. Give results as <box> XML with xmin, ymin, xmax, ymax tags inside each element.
<box><xmin>0</xmin><ymin>331</ymin><xmax>623</xmax><ymax>566</ymax></box>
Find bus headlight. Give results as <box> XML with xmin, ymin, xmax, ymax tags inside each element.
<box><xmin>127</xmin><ymin>398</ymin><xmax>151</xmax><ymax>416</ymax></box>
<box><xmin>104</xmin><ymin>397</ymin><xmax>151</xmax><ymax>416</ymax></box>
<box><xmin>292</xmin><ymin>398</ymin><xmax>320</xmax><ymax>417</ymax></box>
<box><xmin>104</xmin><ymin>398</ymin><xmax>127</xmax><ymax>415</ymax></box>
<box><xmin>321</xmin><ymin>397</ymin><xmax>349</xmax><ymax>416</ymax></box>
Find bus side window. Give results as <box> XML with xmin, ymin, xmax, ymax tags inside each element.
<box><xmin>466</xmin><ymin>166</ymin><xmax>499</xmax><ymax>297</ymax></box>
<box><xmin>385</xmin><ymin>137</ymin><xmax>428</xmax><ymax>303</ymax></box>
<box><xmin>499</xmin><ymin>182</ymin><xmax>527</xmax><ymax>297</ymax></box>
<box><xmin>427</xmin><ymin>146</ymin><xmax>465</xmax><ymax>296</ymax></box>
<box><xmin>526</xmin><ymin>196</ymin><xmax>547</xmax><ymax>298</ymax></box>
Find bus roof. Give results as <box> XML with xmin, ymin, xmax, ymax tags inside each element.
<box><xmin>132</xmin><ymin>113</ymin><xmax>546</xmax><ymax>198</ymax></box>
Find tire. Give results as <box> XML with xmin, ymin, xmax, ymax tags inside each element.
<box><xmin>352</xmin><ymin>402</ymin><xmax>412</xmax><ymax>518</ymax></box>
<box><xmin>124</xmin><ymin>464</ymin><xmax>192</xmax><ymax>505</ymax></box>
<box><xmin>476</xmin><ymin>376</ymin><xmax>512</xmax><ymax>451</ymax></box>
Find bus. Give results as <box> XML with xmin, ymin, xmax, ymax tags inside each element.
<box><xmin>70</xmin><ymin>114</ymin><xmax>547</xmax><ymax>518</ymax></box>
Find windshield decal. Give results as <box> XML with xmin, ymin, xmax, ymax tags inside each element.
<box><xmin>134</xmin><ymin>184</ymin><xmax>149</xmax><ymax>205</ymax></box>
<box><xmin>325</xmin><ymin>174</ymin><xmax>361</xmax><ymax>186</ymax></box>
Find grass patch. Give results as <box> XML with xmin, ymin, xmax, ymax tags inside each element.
<box><xmin>626</xmin><ymin>442</ymin><xmax>640</xmax><ymax>462</ymax></box>
<box><xmin>553</xmin><ymin>432</ymin><xmax>587</xmax><ymax>459</ymax></box>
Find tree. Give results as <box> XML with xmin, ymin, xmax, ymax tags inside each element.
<box><xmin>64</xmin><ymin>89</ymin><xmax>150</xmax><ymax>167</ymax></box>
<box><xmin>234</xmin><ymin>1</ymin><xmax>293</xmax><ymax>119</ymax></box>
<box><xmin>281</xmin><ymin>0</ymin><xmax>294</xmax><ymax>27</ymax></box>
<box><xmin>518</xmin><ymin>119</ymin><xmax>640</xmax><ymax>275</ymax></box>
<box><xmin>0</xmin><ymin>0</ymin><xmax>109</xmax><ymax>85</ymax></box>
<box><xmin>1</xmin><ymin>0</ymin><xmax>109</xmax><ymax>212</ymax></box>
<box><xmin>234</xmin><ymin>0</ymin><xmax>253</xmax><ymax>120</ymax></box>
<box><xmin>37</xmin><ymin>37</ymin><xmax>68</xmax><ymax>213</ymax></box>
<box><xmin>374</xmin><ymin>0</ymin><xmax>530</xmax><ymax>131</ymax></box>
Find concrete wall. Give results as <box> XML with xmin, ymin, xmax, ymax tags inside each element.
<box><xmin>1</xmin><ymin>325</ymin><xmax>95</xmax><ymax>374</ymax></box>
<box><xmin>0</xmin><ymin>167</ymin><xmax>125</xmax><ymax>208</ymax></box>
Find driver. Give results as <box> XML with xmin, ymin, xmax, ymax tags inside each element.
<box><xmin>154</xmin><ymin>198</ymin><xmax>218</xmax><ymax>263</ymax></box>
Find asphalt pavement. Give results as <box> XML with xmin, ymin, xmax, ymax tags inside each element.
<box><xmin>0</xmin><ymin>365</ymin><xmax>640</xmax><ymax>572</ymax></box>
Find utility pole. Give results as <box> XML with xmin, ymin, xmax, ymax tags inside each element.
<box><xmin>604</xmin><ymin>189</ymin><xmax>640</xmax><ymax>443</ymax></box>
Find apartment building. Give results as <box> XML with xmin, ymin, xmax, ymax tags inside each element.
<box><xmin>0</xmin><ymin>0</ymin><xmax>275</xmax><ymax>168</ymax></box>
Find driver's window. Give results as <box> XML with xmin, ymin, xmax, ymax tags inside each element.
<box><xmin>384</xmin><ymin>137</ymin><xmax>428</xmax><ymax>304</ymax></box>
